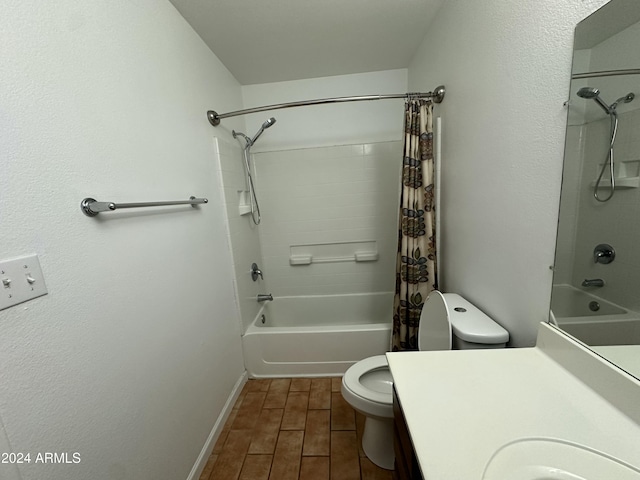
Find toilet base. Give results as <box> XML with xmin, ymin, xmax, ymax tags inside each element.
<box><xmin>361</xmin><ymin>416</ymin><xmax>394</xmax><ymax>470</ymax></box>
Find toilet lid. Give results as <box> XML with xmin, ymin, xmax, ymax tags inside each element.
<box><xmin>418</xmin><ymin>290</ymin><xmax>452</xmax><ymax>351</ymax></box>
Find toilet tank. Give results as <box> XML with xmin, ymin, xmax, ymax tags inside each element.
<box><xmin>442</xmin><ymin>294</ymin><xmax>509</xmax><ymax>349</ymax></box>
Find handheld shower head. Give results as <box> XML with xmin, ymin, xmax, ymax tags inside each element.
<box><xmin>611</xmin><ymin>92</ymin><xmax>635</xmax><ymax>110</ymax></box>
<box><xmin>251</xmin><ymin>117</ymin><xmax>277</xmax><ymax>145</ymax></box>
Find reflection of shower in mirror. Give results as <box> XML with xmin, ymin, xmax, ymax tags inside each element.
<box><xmin>576</xmin><ymin>87</ymin><xmax>635</xmax><ymax>202</ymax></box>
<box><xmin>552</xmin><ymin>0</ymin><xmax>640</xmax><ymax>378</ymax></box>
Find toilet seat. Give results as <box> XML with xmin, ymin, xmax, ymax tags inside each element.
<box><xmin>343</xmin><ymin>291</ymin><xmax>454</xmax><ymax>413</ymax></box>
<box><xmin>343</xmin><ymin>355</ymin><xmax>392</xmax><ymax>406</ymax></box>
<box><xmin>341</xmin><ymin>355</ymin><xmax>395</xmax><ymax>469</ymax></box>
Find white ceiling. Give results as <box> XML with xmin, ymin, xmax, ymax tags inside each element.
<box><xmin>168</xmin><ymin>0</ymin><xmax>445</xmax><ymax>85</ymax></box>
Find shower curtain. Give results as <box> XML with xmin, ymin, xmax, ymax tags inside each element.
<box><xmin>391</xmin><ymin>99</ymin><xmax>437</xmax><ymax>351</ymax></box>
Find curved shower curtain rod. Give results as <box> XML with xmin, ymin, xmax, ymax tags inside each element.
<box><xmin>572</xmin><ymin>68</ymin><xmax>640</xmax><ymax>79</ymax></box>
<box><xmin>206</xmin><ymin>85</ymin><xmax>446</xmax><ymax>126</ymax></box>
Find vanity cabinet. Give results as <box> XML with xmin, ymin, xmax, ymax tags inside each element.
<box><xmin>393</xmin><ymin>387</ymin><xmax>424</xmax><ymax>480</ymax></box>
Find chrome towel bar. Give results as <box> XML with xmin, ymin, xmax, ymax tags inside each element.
<box><xmin>81</xmin><ymin>196</ymin><xmax>208</xmax><ymax>217</ymax></box>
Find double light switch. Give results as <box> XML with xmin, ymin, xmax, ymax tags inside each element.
<box><xmin>0</xmin><ymin>254</ymin><xmax>48</xmax><ymax>311</ymax></box>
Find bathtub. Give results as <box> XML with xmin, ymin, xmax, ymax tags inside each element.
<box><xmin>551</xmin><ymin>284</ymin><xmax>640</xmax><ymax>345</ymax></box>
<box><xmin>242</xmin><ymin>293</ymin><xmax>392</xmax><ymax>378</ymax></box>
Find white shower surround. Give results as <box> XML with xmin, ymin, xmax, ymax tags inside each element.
<box><xmin>221</xmin><ymin>72</ymin><xmax>407</xmax><ymax>380</ymax></box>
<box><xmin>217</xmin><ymin>136</ymin><xmax>402</xmax><ymax>376</ymax></box>
<box><xmin>253</xmin><ymin>140</ymin><xmax>402</xmax><ymax>298</ymax></box>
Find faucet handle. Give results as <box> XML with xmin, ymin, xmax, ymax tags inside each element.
<box><xmin>251</xmin><ymin>263</ymin><xmax>263</xmax><ymax>281</ymax></box>
<box><xmin>593</xmin><ymin>244</ymin><xmax>615</xmax><ymax>264</ymax></box>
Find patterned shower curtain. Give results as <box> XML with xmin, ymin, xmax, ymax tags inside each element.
<box><xmin>391</xmin><ymin>99</ymin><xmax>437</xmax><ymax>351</ymax></box>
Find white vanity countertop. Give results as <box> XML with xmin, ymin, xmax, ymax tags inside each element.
<box><xmin>387</xmin><ymin>341</ymin><xmax>640</xmax><ymax>480</ymax></box>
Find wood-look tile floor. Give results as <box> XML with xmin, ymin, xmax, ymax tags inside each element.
<box><xmin>199</xmin><ymin>377</ymin><xmax>393</xmax><ymax>480</ymax></box>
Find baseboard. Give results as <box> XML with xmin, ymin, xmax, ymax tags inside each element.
<box><xmin>186</xmin><ymin>370</ymin><xmax>249</xmax><ymax>480</ymax></box>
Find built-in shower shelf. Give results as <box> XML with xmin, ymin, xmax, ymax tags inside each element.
<box><xmin>591</xmin><ymin>160</ymin><xmax>640</xmax><ymax>189</ymax></box>
<box><xmin>238</xmin><ymin>190</ymin><xmax>252</xmax><ymax>215</ymax></box>
<box><xmin>589</xmin><ymin>176</ymin><xmax>639</xmax><ymax>188</ymax></box>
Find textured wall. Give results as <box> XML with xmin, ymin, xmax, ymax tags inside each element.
<box><xmin>408</xmin><ymin>0</ymin><xmax>608</xmax><ymax>346</ymax></box>
<box><xmin>0</xmin><ymin>1</ymin><xmax>246</xmax><ymax>479</ymax></box>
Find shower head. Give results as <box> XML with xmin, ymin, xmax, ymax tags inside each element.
<box><xmin>611</xmin><ymin>92</ymin><xmax>635</xmax><ymax>110</ymax></box>
<box><xmin>577</xmin><ymin>86</ymin><xmax>614</xmax><ymax>115</ymax></box>
<box><xmin>263</xmin><ymin>117</ymin><xmax>276</xmax><ymax>129</ymax></box>
<box><xmin>577</xmin><ymin>87</ymin><xmax>600</xmax><ymax>99</ymax></box>
<box><xmin>232</xmin><ymin>117</ymin><xmax>277</xmax><ymax>148</ymax></box>
<box><xmin>250</xmin><ymin>117</ymin><xmax>277</xmax><ymax>145</ymax></box>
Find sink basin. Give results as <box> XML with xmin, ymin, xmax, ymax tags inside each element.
<box><xmin>482</xmin><ymin>438</ymin><xmax>640</xmax><ymax>480</ymax></box>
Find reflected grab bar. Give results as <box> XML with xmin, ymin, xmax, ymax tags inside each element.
<box><xmin>81</xmin><ymin>196</ymin><xmax>208</xmax><ymax>217</ymax></box>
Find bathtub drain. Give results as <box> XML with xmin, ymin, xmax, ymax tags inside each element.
<box><xmin>589</xmin><ymin>301</ymin><xmax>600</xmax><ymax>312</ymax></box>
<box><xmin>261</xmin><ymin>314</ymin><xmax>266</xmax><ymax>324</ymax></box>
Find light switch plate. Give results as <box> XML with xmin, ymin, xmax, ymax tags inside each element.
<box><xmin>0</xmin><ymin>254</ymin><xmax>48</xmax><ymax>311</ymax></box>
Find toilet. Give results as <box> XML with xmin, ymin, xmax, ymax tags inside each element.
<box><xmin>341</xmin><ymin>290</ymin><xmax>509</xmax><ymax>470</ymax></box>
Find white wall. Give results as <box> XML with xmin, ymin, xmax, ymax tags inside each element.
<box><xmin>408</xmin><ymin>0</ymin><xmax>608</xmax><ymax>346</ymax></box>
<box><xmin>241</xmin><ymin>69</ymin><xmax>408</xmax><ymax>151</ymax></box>
<box><xmin>0</xmin><ymin>2</ymin><xmax>246</xmax><ymax>479</ymax></box>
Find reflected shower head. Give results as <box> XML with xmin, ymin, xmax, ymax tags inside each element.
<box><xmin>577</xmin><ymin>86</ymin><xmax>613</xmax><ymax>115</ymax></box>
<box><xmin>577</xmin><ymin>87</ymin><xmax>600</xmax><ymax>99</ymax></box>
<box><xmin>611</xmin><ymin>92</ymin><xmax>635</xmax><ymax>110</ymax></box>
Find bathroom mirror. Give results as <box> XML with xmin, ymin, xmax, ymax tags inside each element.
<box><xmin>551</xmin><ymin>0</ymin><xmax>640</xmax><ymax>379</ymax></box>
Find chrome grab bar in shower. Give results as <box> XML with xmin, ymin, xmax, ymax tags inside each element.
<box><xmin>81</xmin><ymin>196</ymin><xmax>208</xmax><ymax>217</ymax></box>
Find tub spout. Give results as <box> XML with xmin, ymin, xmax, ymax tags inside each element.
<box><xmin>257</xmin><ymin>294</ymin><xmax>273</xmax><ymax>302</ymax></box>
<box><xmin>582</xmin><ymin>278</ymin><xmax>605</xmax><ymax>287</ymax></box>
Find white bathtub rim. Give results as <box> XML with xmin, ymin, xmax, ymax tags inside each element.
<box><xmin>246</xmin><ymin>292</ymin><xmax>394</xmax><ymax>334</ymax></box>
<box><xmin>552</xmin><ymin>283</ymin><xmax>640</xmax><ymax>323</ymax></box>
<box><xmin>242</xmin><ymin>293</ymin><xmax>393</xmax><ymax>377</ymax></box>
<box><xmin>245</xmin><ymin>320</ymin><xmax>392</xmax><ymax>335</ymax></box>
<box><xmin>265</xmin><ymin>291</ymin><xmax>394</xmax><ymax>301</ymax></box>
